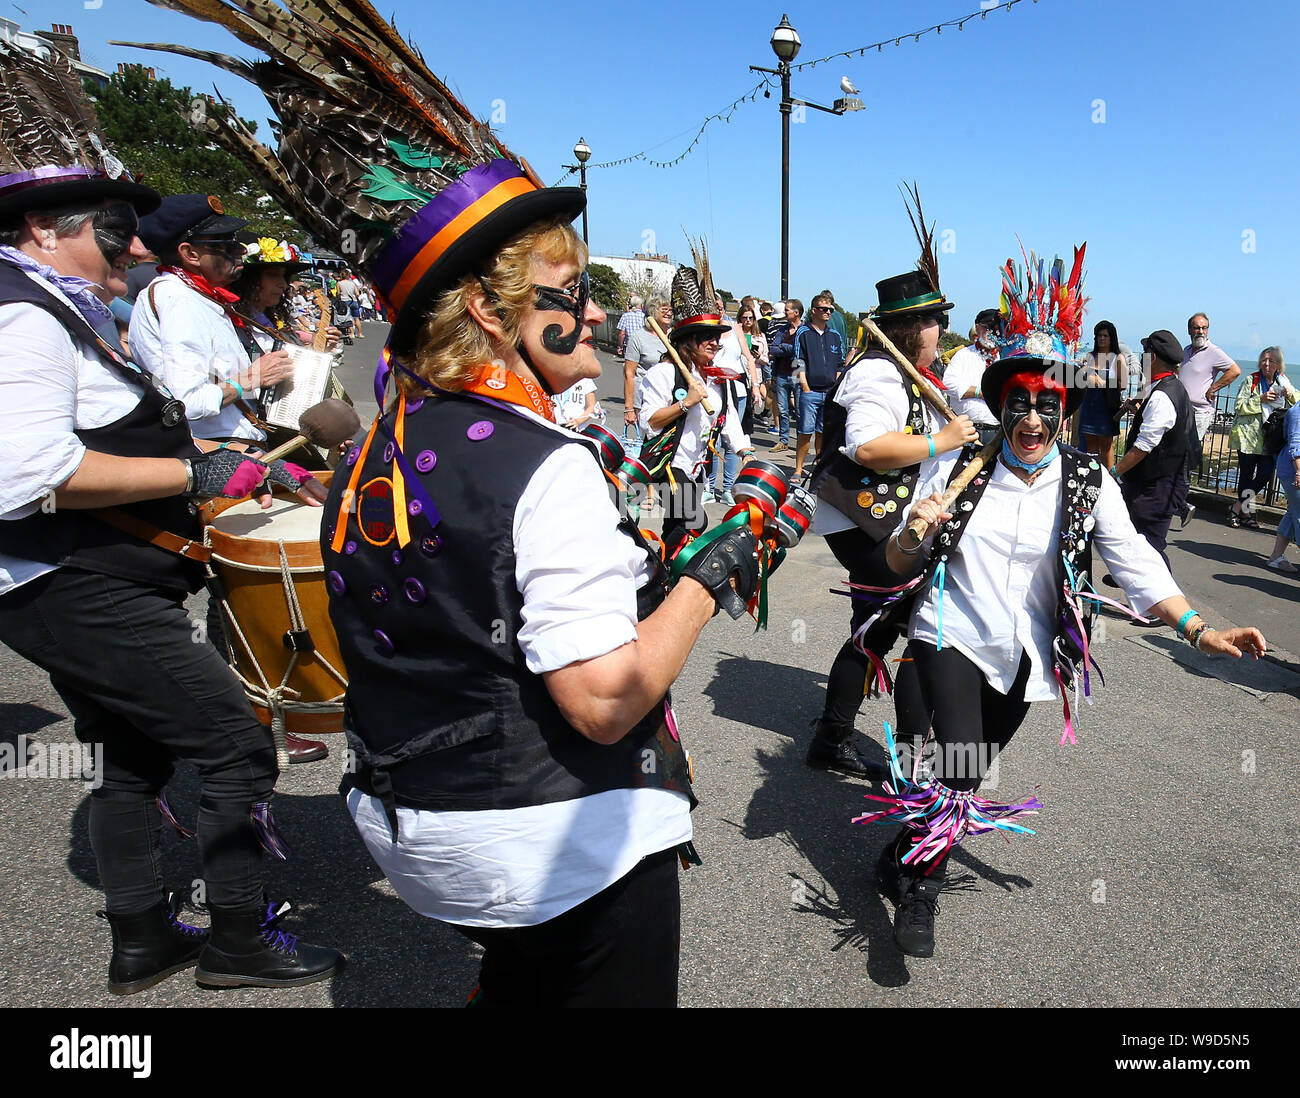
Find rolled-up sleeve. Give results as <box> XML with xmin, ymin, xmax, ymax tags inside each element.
<box><xmin>0</xmin><ymin>304</ymin><xmax>87</xmax><ymax>517</ymax></box>
<box><xmin>841</xmin><ymin>364</ymin><xmax>908</xmax><ymax>456</ymax></box>
<box><xmin>130</xmin><ymin>282</ymin><xmax>237</xmax><ymax>422</ymax></box>
<box><xmin>1093</xmin><ymin>472</ymin><xmax>1181</xmax><ymax>613</ymax></box>
<box><xmin>638</xmin><ymin>362</ymin><xmax>675</xmax><ymax>434</ymax></box>
<box><xmin>513</xmin><ymin>444</ymin><xmax>640</xmax><ymax>674</ymax></box>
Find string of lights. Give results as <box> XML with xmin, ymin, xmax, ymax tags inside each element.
<box><xmin>557</xmin><ymin>0</ymin><xmax>1037</xmax><ymax>178</ymax></box>
<box><xmin>790</xmin><ymin>0</ymin><xmax>1036</xmax><ymax>73</ymax></box>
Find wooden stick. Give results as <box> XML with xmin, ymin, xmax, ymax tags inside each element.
<box><xmin>261</xmin><ymin>434</ymin><xmax>310</xmax><ymax>463</ymax></box>
<box><xmin>860</xmin><ymin>316</ymin><xmax>955</xmax><ymax>424</ymax></box>
<box><xmin>905</xmin><ymin>430</ymin><xmax>1004</xmax><ymax>542</ymax></box>
<box><xmin>646</xmin><ymin>314</ymin><xmax>715</xmax><ymax>415</ymax></box>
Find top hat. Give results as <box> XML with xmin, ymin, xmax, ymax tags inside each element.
<box><xmin>872</xmin><ymin>270</ymin><xmax>955</xmax><ymax>320</ymax></box>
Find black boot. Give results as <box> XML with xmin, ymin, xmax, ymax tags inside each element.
<box><xmin>195</xmin><ymin>900</ymin><xmax>343</xmax><ymax>989</ymax></box>
<box><xmin>876</xmin><ymin>831</ymin><xmax>911</xmax><ymax>906</ymax></box>
<box><xmin>805</xmin><ymin>719</ymin><xmax>888</xmax><ymax>781</ymax></box>
<box><xmin>894</xmin><ymin>866</ymin><xmax>943</xmax><ymax>958</ymax></box>
<box><xmin>99</xmin><ymin>891</ymin><xmax>208</xmax><ymax>995</ymax></box>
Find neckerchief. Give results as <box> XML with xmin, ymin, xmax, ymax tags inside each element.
<box><xmin>1000</xmin><ymin>440</ymin><xmax>1060</xmax><ymax>474</ymax></box>
<box><xmin>156</xmin><ymin>265</ymin><xmax>244</xmax><ymax>324</ymax></box>
<box><xmin>1148</xmin><ymin>370</ymin><xmax>1175</xmax><ymax>385</ymax></box>
<box><xmin>461</xmin><ymin>365</ymin><xmax>556</xmax><ymax>422</ymax></box>
<box><xmin>917</xmin><ymin>361</ymin><xmax>947</xmax><ymax>391</ymax></box>
<box><xmin>0</xmin><ymin>244</ymin><xmax>112</xmax><ymax>327</ymax></box>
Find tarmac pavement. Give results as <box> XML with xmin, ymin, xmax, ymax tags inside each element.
<box><xmin>2</xmin><ymin>335</ymin><xmax>1296</xmax><ymax>1008</ymax></box>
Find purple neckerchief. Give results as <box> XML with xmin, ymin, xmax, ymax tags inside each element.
<box><xmin>0</xmin><ymin>245</ymin><xmax>113</xmax><ymax>328</ymax></box>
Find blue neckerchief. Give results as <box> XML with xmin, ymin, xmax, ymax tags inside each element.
<box><xmin>1001</xmin><ymin>439</ymin><xmax>1060</xmax><ymax>474</ymax></box>
<box><xmin>0</xmin><ymin>245</ymin><xmax>113</xmax><ymax>327</ymax></box>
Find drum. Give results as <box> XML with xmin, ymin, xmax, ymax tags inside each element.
<box><xmin>205</xmin><ymin>475</ymin><xmax>346</xmax><ymax>736</ymax></box>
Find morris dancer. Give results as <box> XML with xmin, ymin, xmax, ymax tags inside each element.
<box><xmin>807</xmin><ymin>190</ymin><xmax>977</xmax><ymax>780</ymax></box>
<box><xmin>639</xmin><ymin>252</ymin><xmax>751</xmax><ymax>557</ymax></box>
<box><xmin>125</xmin><ymin>0</ymin><xmax>766</xmax><ymax>1006</ymax></box>
<box><xmin>866</xmin><ymin>244</ymin><xmax>1266</xmax><ymax>958</ymax></box>
<box><xmin>0</xmin><ymin>41</ymin><xmax>340</xmax><ymax>992</ymax></box>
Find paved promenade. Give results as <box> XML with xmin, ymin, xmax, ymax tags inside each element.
<box><xmin>2</xmin><ymin>336</ymin><xmax>1296</xmax><ymax>1007</ymax></box>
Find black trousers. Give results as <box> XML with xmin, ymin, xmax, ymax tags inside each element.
<box><xmin>1237</xmin><ymin>453</ymin><xmax>1276</xmax><ymax>507</ymax></box>
<box><xmin>1122</xmin><ymin>471</ymin><xmax>1183</xmax><ymax>567</ymax></box>
<box><xmin>455</xmin><ymin>846</ymin><xmax>681</xmax><ymax>1008</ymax></box>
<box><xmin>896</xmin><ymin>641</ymin><xmax>1034</xmax><ymax>793</ymax></box>
<box><xmin>820</xmin><ymin>527</ymin><xmax>924</xmax><ymax>738</ymax></box>
<box><xmin>0</xmin><ymin>568</ymin><xmax>277</xmax><ymax>913</ymax></box>
<box><xmin>660</xmin><ymin>471</ymin><xmax>708</xmax><ymax>560</ymax></box>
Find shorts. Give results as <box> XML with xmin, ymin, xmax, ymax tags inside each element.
<box><xmin>798</xmin><ymin>389</ymin><xmax>828</xmax><ymax>436</ymax></box>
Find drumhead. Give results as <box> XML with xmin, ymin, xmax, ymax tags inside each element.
<box><xmin>210</xmin><ymin>495</ymin><xmax>325</xmax><ymax>543</ymax></box>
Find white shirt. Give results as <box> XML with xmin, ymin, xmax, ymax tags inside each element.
<box><xmin>1132</xmin><ymin>382</ymin><xmax>1177</xmax><ymax>451</ymax></box>
<box><xmin>901</xmin><ymin>451</ymin><xmax>1182</xmax><ymax>701</ymax></box>
<box><xmin>812</xmin><ymin>356</ymin><xmax>945</xmax><ymax>536</ymax></box>
<box><xmin>129</xmin><ymin>273</ymin><xmax>263</xmax><ymax>443</ymax></box>
<box><xmin>550</xmin><ymin>377</ymin><xmax>600</xmax><ymax>427</ymax></box>
<box><xmin>942</xmin><ymin>345</ymin><xmax>997</xmax><ymax>426</ymax></box>
<box><xmin>348</xmin><ymin>406</ymin><xmax>689</xmax><ymax>928</ymax></box>
<box><xmin>639</xmin><ymin>359</ymin><xmax>748</xmax><ymax>476</ymax></box>
<box><xmin>0</xmin><ymin>274</ymin><xmax>146</xmax><ymax>593</ymax></box>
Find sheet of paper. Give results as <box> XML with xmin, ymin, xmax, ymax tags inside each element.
<box><xmin>264</xmin><ymin>346</ymin><xmax>338</xmax><ymax>431</ymax></box>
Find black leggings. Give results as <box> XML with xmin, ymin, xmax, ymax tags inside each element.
<box><xmin>1237</xmin><ymin>453</ymin><xmax>1276</xmax><ymax>507</ymax></box>
<box><xmin>660</xmin><ymin>472</ymin><xmax>708</xmax><ymax>560</ymax></box>
<box><xmin>894</xmin><ymin>640</ymin><xmax>1034</xmax><ymax>793</ymax></box>
<box><xmin>819</xmin><ymin>527</ymin><xmax>924</xmax><ymax>738</ymax></box>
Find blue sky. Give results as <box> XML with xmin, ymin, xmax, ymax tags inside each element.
<box><xmin>23</xmin><ymin>0</ymin><xmax>1300</xmax><ymax>359</ymax></box>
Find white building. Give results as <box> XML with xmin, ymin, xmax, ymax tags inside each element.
<box><xmin>590</xmin><ymin>253</ymin><xmax>677</xmax><ymax>300</ymax></box>
<box><xmin>0</xmin><ymin>20</ymin><xmax>111</xmax><ymax>90</ymax></box>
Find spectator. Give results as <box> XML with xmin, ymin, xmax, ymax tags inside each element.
<box><xmin>623</xmin><ymin>296</ymin><xmax>670</xmax><ymax>429</ymax></box>
<box><xmin>703</xmin><ymin>317</ymin><xmax>758</xmax><ymax>505</ymax></box>
<box><xmin>1228</xmin><ymin>346</ymin><xmax>1298</xmax><ymax>528</ymax></box>
<box><xmin>738</xmin><ymin>296</ymin><xmax>771</xmax><ymax>429</ymax></box>
<box><xmin>552</xmin><ymin>375</ymin><xmax>603</xmax><ymax>431</ymax></box>
<box><xmin>1076</xmin><ymin>320</ymin><xmax>1130</xmax><ymax>468</ymax></box>
<box><xmin>792</xmin><ymin>292</ymin><xmax>845</xmax><ymax>482</ymax></box>
<box><xmin>941</xmin><ymin>308</ymin><xmax>1001</xmax><ymax>447</ymax></box>
<box><xmin>767</xmin><ymin>298</ymin><xmax>803</xmax><ymax>453</ymax></box>
<box><xmin>1178</xmin><ymin>311</ymin><xmax>1241</xmax><ymax>523</ymax></box>
<box><xmin>818</xmin><ymin>288</ymin><xmax>849</xmax><ymax>349</ymax></box>
<box><xmin>757</xmin><ymin>300</ymin><xmax>776</xmax><ymax>338</ymax></box>
<box><xmin>616</xmin><ymin>294</ymin><xmax>645</xmax><ymax>358</ymax></box>
<box><xmin>335</xmin><ymin>268</ymin><xmax>362</xmax><ymax>322</ymax></box>
<box><xmin>1265</xmin><ymin>397</ymin><xmax>1300</xmax><ymax>572</ymax></box>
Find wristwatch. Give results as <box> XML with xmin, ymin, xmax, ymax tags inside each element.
<box><xmin>679</xmin><ymin>399</ymin><xmax>688</xmax><ymax>414</ymax></box>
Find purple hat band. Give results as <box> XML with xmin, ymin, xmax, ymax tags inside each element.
<box><xmin>369</xmin><ymin>159</ymin><xmax>535</xmax><ymax>311</ymax></box>
<box><xmin>0</xmin><ymin>164</ymin><xmax>107</xmax><ymax>199</ymax></box>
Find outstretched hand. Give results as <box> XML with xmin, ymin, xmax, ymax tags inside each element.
<box><xmin>1201</xmin><ymin>627</ymin><xmax>1267</xmax><ymax>659</ymax></box>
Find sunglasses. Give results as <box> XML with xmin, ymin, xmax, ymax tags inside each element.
<box><xmin>533</xmin><ymin>269</ymin><xmax>591</xmax><ymax>316</ymax></box>
<box><xmin>815</xmin><ymin>306</ymin><xmax>833</xmax><ymax>313</ymax></box>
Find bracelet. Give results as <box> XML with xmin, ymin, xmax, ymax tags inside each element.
<box><xmin>1177</xmin><ymin>609</ymin><xmax>1200</xmax><ymax>635</ymax></box>
<box><xmin>679</xmin><ymin>399</ymin><xmax>688</xmax><ymax>414</ymax></box>
<box><xmin>926</xmin><ymin>434</ymin><xmax>936</xmax><ymax>459</ymax></box>
<box><xmin>182</xmin><ymin>458</ymin><xmax>194</xmax><ymax>495</ymax></box>
<box><xmin>894</xmin><ymin>529</ymin><xmax>925</xmax><ymax>555</ymax></box>
<box><xmin>1187</xmin><ymin>621</ymin><xmax>1211</xmax><ymax>650</ymax></box>
<box><xmin>230</xmin><ymin>379</ymin><xmax>244</xmax><ymax>400</ymax></box>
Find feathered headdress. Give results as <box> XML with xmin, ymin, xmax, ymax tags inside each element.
<box><xmin>870</xmin><ymin>183</ymin><xmax>954</xmax><ymax>320</ymax></box>
<box><xmin>0</xmin><ymin>41</ymin><xmax>159</xmax><ymax>220</ymax></box>
<box><xmin>115</xmin><ymin>0</ymin><xmax>584</xmax><ymax>352</ymax></box>
<box><xmin>997</xmin><ymin>240</ymin><xmax>1088</xmax><ymax>365</ymax></box>
<box><xmin>668</xmin><ymin>235</ymin><xmax>730</xmax><ymax>343</ymax></box>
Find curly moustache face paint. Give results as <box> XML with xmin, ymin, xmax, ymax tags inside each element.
<box><xmin>532</xmin><ymin>269</ymin><xmax>590</xmax><ymax>356</ymax></box>
<box><xmin>92</xmin><ymin>202</ymin><xmax>138</xmax><ymax>264</ymax></box>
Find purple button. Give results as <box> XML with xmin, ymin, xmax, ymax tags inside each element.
<box><xmin>327</xmin><ymin>571</ymin><xmax>346</xmax><ymax>596</ymax></box>
<box><xmin>370</xmin><ymin>584</ymin><xmax>389</xmax><ymax>605</ymax></box>
<box><xmin>467</xmin><ymin>420</ymin><xmax>494</xmax><ymax>441</ymax></box>
<box><xmin>403</xmin><ymin>578</ymin><xmax>427</xmax><ymax>605</ymax></box>
<box><xmin>346</xmin><ymin>446</ymin><xmax>360</xmax><ymax>467</ymax></box>
<box><xmin>407</xmin><ymin>500</ymin><xmax>422</xmax><ymax>517</ymax></box>
<box><xmin>391</xmin><ymin>549</ymin><xmax>404</xmax><ymax>567</ymax></box>
<box><xmin>344</xmin><ymin>540</ymin><xmax>358</xmax><ymax>556</ymax></box>
<box><xmin>415</xmin><ymin>449</ymin><xmax>437</xmax><ymax>473</ymax></box>
<box><xmin>406</xmin><ymin>397</ymin><xmax>424</xmax><ymax>414</ymax></box>
<box><xmin>382</xmin><ymin>442</ymin><xmax>396</xmax><ymax>463</ymax></box>
<box><xmin>373</xmin><ymin>629</ymin><xmax>395</xmax><ymax>655</ymax></box>
<box><xmin>420</xmin><ymin>534</ymin><xmax>442</xmax><ymax>557</ymax></box>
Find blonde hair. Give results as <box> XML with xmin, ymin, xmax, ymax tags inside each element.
<box><xmin>403</xmin><ymin>217</ymin><xmax>586</xmax><ymax>394</ymax></box>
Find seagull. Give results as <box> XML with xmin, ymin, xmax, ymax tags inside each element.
<box><xmin>840</xmin><ymin>76</ymin><xmax>859</xmax><ymax>95</ymax></box>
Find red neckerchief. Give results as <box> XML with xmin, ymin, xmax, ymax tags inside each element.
<box><xmin>156</xmin><ymin>265</ymin><xmax>245</xmax><ymax>325</ymax></box>
<box><xmin>918</xmin><ymin>362</ymin><xmax>947</xmax><ymax>391</ymax></box>
<box><xmin>461</xmin><ymin>365</ymin><xmax>556</xmax><ymax>422</ymax></box>
<box><xmin>1150</xmin><ymin>370</ymin><xmax>1175</xmax><ymax>384</ymax></box>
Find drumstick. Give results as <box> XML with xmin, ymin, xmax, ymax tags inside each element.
<box><xmin>861</xmin><ymin>316</ymin><xmax>955</xmax><ymax>424</ymax></box>
<box><xmin>645</xmin><ymin>314</ymin><xmax>716</xmax><ymax>415</ymax></box>
<box><xmin>904</xmin><ymin>430</ymin><xmax>1004</xmax><ymax>542</ymax></box>
<box><xmin>261</xmin><ymin>399</ymin><xmax>362</xmax><ymax>462</ymax></box>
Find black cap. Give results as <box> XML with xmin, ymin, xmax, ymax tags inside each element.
<box><xmin>1141</xmin><ymin>329</ymin><xmax>1184</xmax><ymax>369</ymax></box>
<box><xmin>137</xmin><ymin>193</ymin><xmax>247</xmax><ymax>254</ymax></box>
<box><xmin>974</xmin><ymin>308</ymin><xmax>1001</xmax><ymax>329</ymax></box>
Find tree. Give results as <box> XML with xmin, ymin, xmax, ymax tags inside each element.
<box><xmin>89</xmin><ymin>65</ymin><xmax>299</xmax><ymax>239</ymax></box>
<box><xmin>587</xmin><ymin>262</ymin><xmax>626</xmax><ymax>310</ymax></box>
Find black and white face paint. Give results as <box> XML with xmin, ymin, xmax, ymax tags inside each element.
<box><xmin>1001</xmin><ymin>385</ymin><xmax>1063</xmax><ymax>446</ymax></box>
<box><xmin>92</xmin><ymin>202</ymin><xmax>138</xmax><ymax>264</ymax></box>
<box><xmin>532</xmin><ymin>269</ymin><xmax>590</xmax><ymax>356</ymax></box>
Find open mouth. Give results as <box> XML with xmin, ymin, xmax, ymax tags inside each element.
<box><xmin>1016</xmin><ymin>428</ymin><xmax>1045</xmax><ymax>455</ymax></box>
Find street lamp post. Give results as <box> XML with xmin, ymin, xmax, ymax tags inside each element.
<box><xmin>750</xmin><ymin>14</ymin><xmax>862</xmax><ymax>301</ymax></box>
<box><xmin>573</xmin><ymin>137</ymin><xmax>591</xmax><ymax>245</ymax></box>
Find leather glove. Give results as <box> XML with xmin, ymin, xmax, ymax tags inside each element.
<box><xmin>676</xmin><ymin>527</ymin><xmax>761</xmax><ymax>619</ymax></box>
<box><xmin>184</xmin><ymin>449</ymin><xmax>267</xmax><ymax>499</ymax></box>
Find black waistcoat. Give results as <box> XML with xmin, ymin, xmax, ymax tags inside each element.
<box><xmin>1124</xmin><ymin>375</ymin><xmax>1194</xmax><ymax>484</ymax></box>
<box><xmin>0</xmin><ymin>261</ymin><xmax>203</xmax><ymax>592</ymax></box>
<box><xmin>324</xmin><ymin>392</ymin><xmax>693</xmax><ymax>826</ymax></box>
<box><xmin>810</xmin><ymin>352</ymin><xmax>929</xmax><ymax>542</ymax></box>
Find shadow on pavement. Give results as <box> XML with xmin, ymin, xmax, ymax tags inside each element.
<box><xmin>0</xmin><ymin>702</ymin><xmax>67</xmax><ymax>744</ymax></box>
